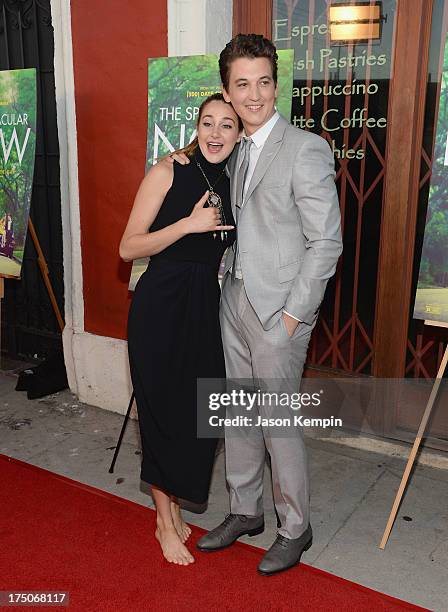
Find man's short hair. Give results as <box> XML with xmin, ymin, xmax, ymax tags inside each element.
<box><xmin>219</xmin><ymin>33</ymin><xmax>278</xmax><ymax>91</ymax></box>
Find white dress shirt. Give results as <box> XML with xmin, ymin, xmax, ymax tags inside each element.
<box><xmin>242</xmin><ymin>110</ymin><xmax>280</xmax><ymax>202</ymax></box>
<box><xmin>232</xmin><ymin>111</ymin><xmax>301</xmax><ymax>324</ymax></box>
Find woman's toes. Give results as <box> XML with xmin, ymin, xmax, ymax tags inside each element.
<box><xmin>156</xmin><ymin>525</ymin><xmax>194</xmax><ymax>566</ymax></box>
<box><xmin>182</xmin><ymin>524</ymin><xmax>191</xmax><ymax>540</ymax></box>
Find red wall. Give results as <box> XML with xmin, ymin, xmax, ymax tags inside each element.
<box><xmin>70</xmin><ymin>0</ymin><xmax>167</xmax><ymax>339</ymax></box>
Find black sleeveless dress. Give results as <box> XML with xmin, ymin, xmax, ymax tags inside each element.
<box><xmin>127</xmin><ymin>148</ymin><xmax>235</xmax><ymax>504</ymax></box>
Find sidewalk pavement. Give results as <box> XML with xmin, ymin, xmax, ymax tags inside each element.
<box><xmin>0</xmin><ymin>370</ymin><xmax>446</xmax><ymax>610</ymax></box>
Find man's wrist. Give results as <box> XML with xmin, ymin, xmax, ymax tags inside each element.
<box><xmin>282</xmin><ymin>310</ymin><xmax>302</xmax><ymax>323</ymax></box>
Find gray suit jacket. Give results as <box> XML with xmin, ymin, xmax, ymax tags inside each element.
<box><xmin>223</xmin><ymin>114</ymin><xmax>343</xmax><ymax>330</ymax></box>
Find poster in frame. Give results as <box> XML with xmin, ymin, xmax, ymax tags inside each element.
<box><xmin>0</xmin><ymin>68</ymin><xmax>37</xmax><ymax>279</ymax></box>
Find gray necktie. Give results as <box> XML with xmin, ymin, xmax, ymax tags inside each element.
<box><xmin>236</xmin><ymin>136</ymin><xmax>252</xmax><ymax>207</ymax></box>
<box><xmin>232</xmin><ymin>137</ymin><xmax>252</xmax><ymax>280</ymax></box>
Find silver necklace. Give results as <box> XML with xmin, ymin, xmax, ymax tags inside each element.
<box><xmin>195</xmin><ymin>157</ymin><xmax>228</xmax><ymax>241</ymax></box>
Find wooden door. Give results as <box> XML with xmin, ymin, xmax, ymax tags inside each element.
<box><xmin>233</xmin><ymin>0</ymin><xmax>448</xmax><ymax>448</ymax></box>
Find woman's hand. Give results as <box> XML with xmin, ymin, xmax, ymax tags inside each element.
<box><xmin>184</xmin><ymin>191</ymin><xmax>235</xmax><ymax>234</ymax></box>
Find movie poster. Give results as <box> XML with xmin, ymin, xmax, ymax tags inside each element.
<box><xmin>128</xmin><ymin>51</ymin><xmax>294</xmax><ymax>290</ymax></box>
<box><xmin>414</xmin><ymin>34</ymin><xmax>448</xmax><ymax>324</ymax></box>
<box><xmin>0</xmin><ymin>69</ymin><xmax>36</xmax><ymax>279</ymax></box>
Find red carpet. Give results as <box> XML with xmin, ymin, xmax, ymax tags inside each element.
<box><xmin>0</xmin><ymin>453</ymin><xmax>428</xmax><ymax>611</ymax></box>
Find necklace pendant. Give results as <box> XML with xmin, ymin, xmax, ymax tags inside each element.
<box><xmin>208</xmin><ymin>191</ymin><xmax>222</xmax><ymax>208</ymax></box>
<box><xmin>194</xmin><ymin>161</ymin><xmax>228</xmax><ymax>241</ymax></box>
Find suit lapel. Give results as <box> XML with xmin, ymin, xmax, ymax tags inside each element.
<box><xmin>243</xmin><ymin>115</ymin><xmax>287</xmax><ymax>205</ymax></box>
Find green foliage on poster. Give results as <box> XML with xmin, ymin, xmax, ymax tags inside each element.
<box><xmin>414</xmin><ymin>37</ymin><xmax>448</xmax><ymax>323</ymax></box>
<box><xmin>146</xmin><ymin>55</ymin><xmax>222</xmax><ymax>168</ymax></box>
<box><xmin>0</xmin><ymin>68</ymin><xmax>37</xmax><ymax>278</ymax></box>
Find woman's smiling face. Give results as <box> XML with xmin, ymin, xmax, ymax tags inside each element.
<box><xmin>197</xmin><ymin>99</ymin><xmax>240</xmax><ymax>163</ymax></box>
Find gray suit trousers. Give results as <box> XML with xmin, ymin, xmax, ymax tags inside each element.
<box><xmin>220</xmin><ymin>274</ymin><xmax>314</xmax><ymax>539</ymax></box>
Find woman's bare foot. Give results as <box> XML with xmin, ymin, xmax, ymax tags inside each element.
<box><xmin>155</xmin><ymin>524</ymin><xmax>194</xmax><ymax>565</ymax></box>
<box><xmin>170</xmin><ymin>501</ymin><xmax>192</xmax><ymax>543</ymax></box>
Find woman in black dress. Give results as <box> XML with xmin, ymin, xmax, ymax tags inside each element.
<box><xmin>119</xmin><ymin>94</ymin><xmax>239</xmax><ymax>566</ymax></box>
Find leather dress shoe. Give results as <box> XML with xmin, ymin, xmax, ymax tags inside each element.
<box><xmin>258</xmin><ymin>524</ymin><xmax>312</xmax><ymax>576</ymax></box>
<box><xmin>196</xmin><ymin>513</ymin><xmax>264</xmax><ymax>552</ymax></box>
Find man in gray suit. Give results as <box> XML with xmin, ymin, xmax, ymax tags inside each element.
<box><xmin>194</xmin><ymin>34</ymin><xmax>343</xmax><ymax>576</ymax></box>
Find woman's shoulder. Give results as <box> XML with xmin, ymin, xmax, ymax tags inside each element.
<box><xmin>148</xmin><ymin>158</ymin><xmax>175</xmax><ymax>179</ymax></box>
<box><xmin>154</xmin><ymin>155</ymin><xmax>195</xmax><ymax>177</ymax></box>
<box><xmin>140</xmin><ymin>158</ymin><xmax>174</xmax><ymax>193</ymax></box>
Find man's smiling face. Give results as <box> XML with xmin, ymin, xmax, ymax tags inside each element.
<box><xmin>222</xmin><ymin>57</ymin><xmax>278</xmax><ymax>136</ymax></box>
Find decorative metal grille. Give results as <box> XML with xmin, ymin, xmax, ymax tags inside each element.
<box><xmin>273</xmin><ymin>0</ymin><xmax>396</xmax><ymax>374</ymax></box>
<box><xmin>0</xmin><ymin>0</ymin><xmax>63</xmax><ymax>359</ymax></box>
